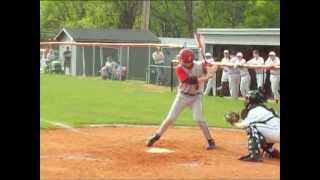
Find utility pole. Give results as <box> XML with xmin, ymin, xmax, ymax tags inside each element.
<box><xmin>141</xmin><ymin>0</ymin><xmax>150</xmax><ymax>31</ymax></box>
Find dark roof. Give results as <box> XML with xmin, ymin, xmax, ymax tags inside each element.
<box><xmin>55</xmin><ymin>27</ymin><xmax>160</xmax><ymax>43</ymax></box>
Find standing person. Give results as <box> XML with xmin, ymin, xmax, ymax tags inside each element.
<box><xmin>247</xmin><ymin>50</ymin><xmax>265</xmax><ymax>89</ymax></box>
<box><xmin>228</xmin><ymin>51</ymin><xmax>241</xmax><ymax>99</ymax></box>
<box><xmin>236</xmin><ymin>52</ymin><xmax>251</xmax><ymax>97</ymax></box>
<box><xmin>63</xmin><ymin>46</ymin><xmax>72</xmax><ymax>75</ymax></box>
<box><xmin>99</xmin><ymin>64</ymin><xmax>108</xmax><ymax>80</ymax></box>
<box><xmin>105</xmin><ymin>57</ymin><xmax>112</xmax><ymax>79</ymax></box>
<box><xmin>265</xmin><ymin>51</ymin><xmax>280</xmax><ymax>104</ymax></box>
<box><xmin>146</xmin><ymin>48</ymin><xmax>217</xmax><ymax>150</ymax></box>
<box><xmin>47</xmin><ymin>49</ymin><xmax>55</xmax><ymax>61</ymax></box>
<box><xmin>220</xmin><ymin>50</ymin><xmax>231</xmax><ymax>96</ymax></box>
<box><xmin>110</xmin><ymin>60</ymin><xmax>119</xmax><ymax>80</ymax></box>
<box><xmin>152</xmin><ymin>47</ymin><xmax>166</xmax><ymax>85</ymax></box>
<box><xmin>225</xmin><ymin>90</ymin><xmax>280</xmax><ymax>162</ymax></box>
<box><xmin>203</xmin><ymin>53</ymin><xmax>217</xmax><ymax>96</ymax></box>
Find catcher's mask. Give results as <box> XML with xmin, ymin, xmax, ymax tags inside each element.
<box><xmin>245</xmin><ymin>89</ymin><xmax>267</xmax><ymax>105</ymax></box>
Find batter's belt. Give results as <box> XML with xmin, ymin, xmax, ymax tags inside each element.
<box><xmin>181</xmin><ymin>92</ymin><xmax>201</xmax><ymax>96</ymax></box>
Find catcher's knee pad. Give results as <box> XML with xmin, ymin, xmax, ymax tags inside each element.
<box><xmin>246</xmin><ymin>126</ymin><xmax>265</xmax><ymax>157</ymax></box>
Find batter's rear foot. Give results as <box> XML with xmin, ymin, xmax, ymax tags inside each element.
<box><xmin>206</xmin><ymin>139</ymin><xmax>216</xmax><ymax>150</ymax></box>
<box><xmin>146</xmin><ymin>133</ymin><xmax>160</xmax><ymax>147</ymax></box>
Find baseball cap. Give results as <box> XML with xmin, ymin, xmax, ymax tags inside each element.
<box><xmin>268</xmin><ymin>51</ymin><xmax>276</xmax><ymax>56</ymax></box>
<box><xmin>205</xmin><ymin>52</ymin><xmax>212</xmax><ymax>57</ymax></box>
<box><xmin>236</xmin><ymin>52</ymin><xmax>243</xmax><ymax>57</ymax></box>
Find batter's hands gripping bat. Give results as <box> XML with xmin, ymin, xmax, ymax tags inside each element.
<box><xmin>194</xmin><ymin>32</ymin><xmax>217</xmax><ymax>72</ymax></box>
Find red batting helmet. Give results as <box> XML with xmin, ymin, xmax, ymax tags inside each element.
<box><xmin>178</xmin><ymin>48</ymin><xmax>194</xmax><ymax>64</ymax></box>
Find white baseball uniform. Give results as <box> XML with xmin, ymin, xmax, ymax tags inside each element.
<box><xmin>228</xmin><ymin>57</ymin><xmax>241</xmax><ymax>99</ymax></box>
<box><xmin>237</xmin><ymin>58</ymin><xmax>251</xmax><ymax>97</ymax></box>
<box><xmin>265</xmin><ymin>57</ymin><xmax>280</xmax><ymax>101</ymax></box>
<box><xmin>221</xmin><ymin>57</ymin><xmax>230</xmax><ymax>82</ymax></box>
<box><xmin>248</xmin><ymin>57</ymin><xmax>265</xmax><ymax>88</ymax></box>
<box><xmin>243</xmin><ymin>106</ymin><xmax>280</xmax><ymax>143</ymax></box>
<box><xmin>203</xmin><ymin>58</ymin><xmax>217</xmax><ymax>96</ymax></box>
<box><xmin>156</xmin><ymin>61</ymin><xmax>213</xmax><ymax>141</ymax></box>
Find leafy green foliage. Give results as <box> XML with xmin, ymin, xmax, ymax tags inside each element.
<box><xmin>40</xmin><ymin>1</ymin><xmax>280</xmax><ymax>39</ymax></box>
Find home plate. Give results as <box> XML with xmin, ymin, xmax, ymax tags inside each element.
<box><xmin>146</xmin><ymin>147</ymin><xmax>175</xmax><ymax>154</ymax></box>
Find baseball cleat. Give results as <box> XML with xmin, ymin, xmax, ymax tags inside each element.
<box><xmin>263</xmin><ymin>148</ymin><xmax>280</xmax><ymax>159</ymax></box>
<box><xmin>146</xmin><ymin>133</ymin><xmax>160</xmax><ymax>147</ymax></box>
<box><xmin>239</xmin><ymin>154</ymin><xmax>262</xmax><ymax>162</ymax></box>
<box><xmin>206</xmin><ymin>139</ymin><xmax>216</xmax><ymax>150</ymax></box>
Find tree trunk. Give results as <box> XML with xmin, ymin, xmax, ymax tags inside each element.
<box><xmin>117</xmin><ymin>1</ymin><xmax>141</xmax><ymax>29</ymax></box>
<box><xmin>184</xmin><ymin>0</ymin><xmax>193</xmax><ymax>37</ymax></box>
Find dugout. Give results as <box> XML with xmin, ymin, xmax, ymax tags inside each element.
<box><xmin>52</xmin><ymin>27</ymin><xmax>162</xmax><ymax>81</ymax></box>
<box><xmin>197</xmin><ymin>28</ymin><xmax>280</xmax><ymax>96</ymax></box>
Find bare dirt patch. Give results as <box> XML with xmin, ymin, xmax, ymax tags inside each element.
<box><xmin>41</xmin><ymin>126</ymin><xmax>279</xmax><ymax>179</ymax></box>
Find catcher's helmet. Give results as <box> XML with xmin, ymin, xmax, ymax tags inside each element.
<box><xmin>179</xmin><ymin>48</ymin><xmax>194</xmax><ymax>64</ymax></box>
<box><xmin>245</xmin><ymin>89</ymin><xmax>267</xmax><ymax>105</ymax></box>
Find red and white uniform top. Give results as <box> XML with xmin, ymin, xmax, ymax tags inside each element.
<box><xmin>176</xmin><ymin>61</ymin><xmax>206</xmax><ymax>95</ymax></box>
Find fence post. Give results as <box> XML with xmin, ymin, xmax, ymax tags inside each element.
<box><xmin>93</xmin><ymin>45</ymin><xmax>95</xmax><ymax>76</ymax></box>
<box><xmin>82</xmin><ymin>46</ymin><xmax>86</xmax><ymax>77</ymax></box>
<box><xmin>147</xmin><ymin>47</ymin><xmax>151</xmax><ymax>84</ymax></box>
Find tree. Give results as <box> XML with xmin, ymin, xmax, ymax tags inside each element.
<box><xmin>241</xmin><ymin>0</ymin><xmax>280</xmax><ymax>28</ymax></box>
<box><xmin>40</xmin><ymin>0</ymin><xmax>280</xmax><ymax>40</ymax></box>
<box><xmin>112</xmin><ymin>0</ymin><xmax>142</xmax><ymax>29</ymax></box>
<box><xmin>184</xmin><ymin>0</ymin><xmax>193</xmax><ymax>36</ymax></box>
<box><xmin>78</xmin><ymin>1</ymin><xmax>118</xmax><ymax>28</ymax></box>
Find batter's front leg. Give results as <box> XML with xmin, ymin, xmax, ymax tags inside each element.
<box><xmin>146</xmin><ymin>94</ymin><xmax>187</xmax><ymax>147</ymax></box>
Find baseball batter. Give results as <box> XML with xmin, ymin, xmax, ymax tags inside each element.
<box><xmin>228</xmin><ymin>52</ymin><xmax>241</xmax><ymax>99</ymax></box>
<box><xmin>235</xmin><ymin>52</ymin><xmax>251</xmax><ymax>97</ymax></box>
<box><xmin>247</xmin><ymin>50</ymin><xmax>265</xmax><ymax>88</ymax></box>
<box><xmin>203</xmin><ymin>53</ymin><xmax>217</xmax><ymax>96</ymax></box>
<box><xmin>265</xmin><ymin>51</ymin><xmax>280</xmax><ymax>104</ymax></box>
<box><xmin>146</xmin><ymin>48</ymin><xmax>216</xmax><ymax>150</ymax></box>
<box><xmin>225</xmin><ymin>90</ymin><xmax>280</xmax><ymax>162</ymax></box>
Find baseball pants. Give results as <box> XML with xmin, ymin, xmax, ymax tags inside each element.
<box><xmin>240</xmin><ymin>74</ymin><xmax>251</xmax><ymax>97</ymax></box>
<box><xmin>156</xmin><ymin>93</ymin><xmax>213</xmax><ymax>140</ymax></box>
<box><xmin>253</xmin><ymin>123</ymin><xmax>280</xmax><ymax>143</ymax></box>
<box><xmin>228</xmin><ymin>74</ymin><xmax>241</xmax><ymax>99</ymax></box>
<box><xmin>203</xmin><ymin>76</ymin><xmax>216</xmax><ymax>96</ymax></box>
<box><xmin>270</xmin><ymin>75</ymin><xmax>280</xmax><ymax>100</ymax></box>
<box><xmin>256</xmin><ymin>73</ymin><xmax>265</xmax><ymax>88</ymax></box>
<box><xmin>221</xmin><ymin>71</ymin><xmax>229</xmax><ymax>82</ymax></box>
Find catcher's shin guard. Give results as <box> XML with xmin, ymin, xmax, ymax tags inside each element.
<box><xmin>146</xmin><ymin>133</ymin><xmax>161</xmax><ymax>147</ymax></box>
<box><xmin>239</xmin><ymin>126</ymin><xmax>263</xmax><ymax>162</ymax></box>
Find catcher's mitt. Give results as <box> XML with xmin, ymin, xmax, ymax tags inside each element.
<box><xmin>224</xmin><ymin>112</ymin><xmax>240</xmax><ymax>124</ymax></box>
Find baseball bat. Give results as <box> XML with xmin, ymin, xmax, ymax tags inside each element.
<box><xmin>194</xmin><ymin>32</ymin><xmax>207</xmax><ymax>63</ymax></box>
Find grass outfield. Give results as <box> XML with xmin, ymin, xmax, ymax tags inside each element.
<box><xmin>40</xmin><ymin>74</ymin><xmax>280</xmax><ymax>129</ymax></box>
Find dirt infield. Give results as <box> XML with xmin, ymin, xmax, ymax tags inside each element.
<box><xmin>40</xmin><ymin>126</ymin><xmax>280</xmax><ymax>179</ymax></box>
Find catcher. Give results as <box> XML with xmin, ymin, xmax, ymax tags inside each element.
<box><xmin>225</xmin><ymin>89</ymin><xmax>280</xmax><ymax>162</ymax></box>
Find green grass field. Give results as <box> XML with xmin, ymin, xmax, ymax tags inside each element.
<box><xmin>40</xmin><ymin>74</ymin><xmax>280</xmax><ymax>129</ymax></box>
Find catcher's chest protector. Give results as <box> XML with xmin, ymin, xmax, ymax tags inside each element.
<box><xmin>178</xmin><ymin>62</ymin><xmax>204</xmax><ymax>94</ymax></box>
